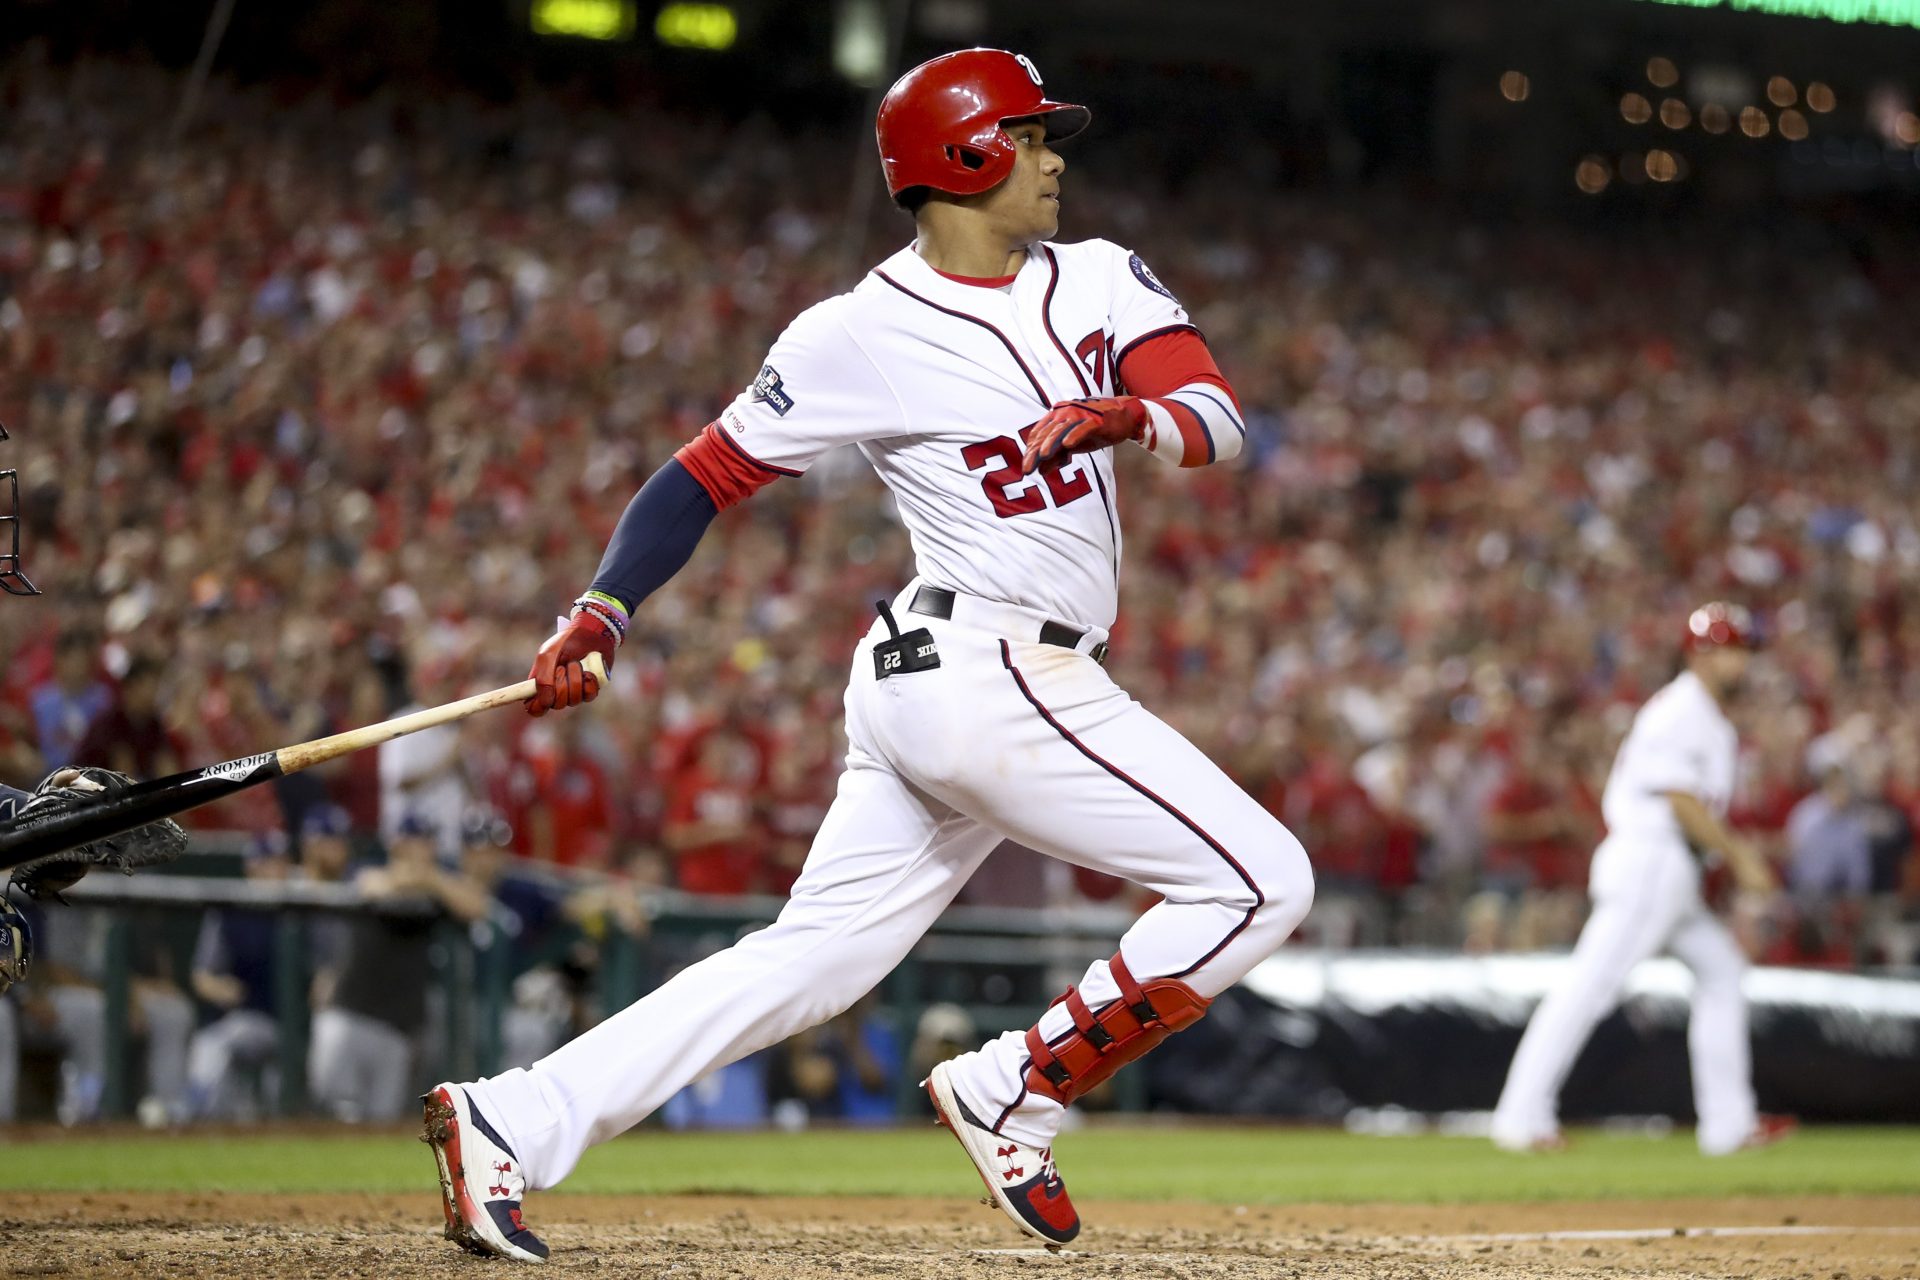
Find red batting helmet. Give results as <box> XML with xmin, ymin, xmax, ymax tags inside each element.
<box><xmin>876</xmin><ymin>49</ymin><xmax>1090</xmax><ymax>201</ymax></box>
<box><xmin>1683</xmin><ymin>602</ymin><xmax>1755</xmax><ymax>653</ymax></box>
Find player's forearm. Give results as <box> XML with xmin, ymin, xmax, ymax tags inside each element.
<box><xmin>430</xmin><ymin>870</ymin><xmax>493</xmax><ymax>924</ymax></box>
<box><xmin>1665</xmin><ymin>791</ymin><xmax>1749</xmax><ymax>861</ymax></box>
<box><xmin>584</xmin><ymin>457</ymin><xmax>722</xmax><ymax>619</ymax></box>
<box><xmin>1137</xmin><ymin>380</ymin><xmax>1246</xmax><ymax>467</ymax></box>
<box><xmin>192</xmin><ymin>970</ymin><xmax>244</xmax><ymax>1007</ymax></box>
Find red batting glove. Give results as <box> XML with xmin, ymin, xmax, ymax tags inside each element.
<box><xmin>1020</xmin><ymin>397</ymin><xmax>1149</xmax><ymax>474</ymax></box>
<box><xmin>526</xmin><ymin>612</ymin><xmax>617</xmax><ymax>717</ymax></box>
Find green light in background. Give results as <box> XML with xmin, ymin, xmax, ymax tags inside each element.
<box><xmin>656</xmin><ymin>2</ymin><xmax>739</xmax><ymax>49</ymax></box>
<box><xmin>1638</xmin><ymin>0</ymin><xmax>1920</xmax><ymax>31</ymax></box>
<box><xmin>530</xmin><ymin>0</ymin><xmax>638</xmax><ymax>41</ymax></box>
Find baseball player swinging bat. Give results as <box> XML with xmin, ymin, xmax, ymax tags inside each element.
<box><xmin>0</xmin><ymin>652</ymin><xmax>608</xmax><ymax>877</ymax></box>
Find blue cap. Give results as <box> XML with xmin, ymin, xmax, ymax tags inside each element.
<box><xmin>300</xmin><ymin>804</ymin><xmax>352</xmax><ymax>838</ymax></box>
<box><xmin>394</xmin><ymin>812</ymin><xmax>437</xmax><ymax>838</ymax></box>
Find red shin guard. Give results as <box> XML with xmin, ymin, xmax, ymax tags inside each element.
<box><xmin>1022</xmin><ymin>952</ymin><xmax>1211</xmax><ymax>1106</ymax></box>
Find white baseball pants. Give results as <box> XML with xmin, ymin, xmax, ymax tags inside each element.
<box><xmin>1491</xmin><ymin>833</ymin><xmax>1757</xmax><ymax>1155</ymax></box>
<box><xmin>469</xmin><ymin>581</ymin><xmax>1314</xmax><ymax>1189</ymax></box>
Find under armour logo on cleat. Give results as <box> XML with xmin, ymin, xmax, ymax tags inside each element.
<box><xmin>489</xmin><ymin>1160</ymin><xmax>513</xmax><ymax>1197</ymax></box>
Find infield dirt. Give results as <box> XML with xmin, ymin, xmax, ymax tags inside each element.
<box><xmin>2</xmin><ymin>1192</ymin><xmax>1914</xmax><ymax>1279</ymax></box>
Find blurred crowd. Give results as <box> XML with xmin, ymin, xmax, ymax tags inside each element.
<box><xmin>3</xmin><ymin>49</ymin><xmax>1919</xmax><ymax>1013</ymax></box>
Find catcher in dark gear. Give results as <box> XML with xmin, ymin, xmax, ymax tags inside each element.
<box><xmin>0</xmin><ymin>766</ymin><xmax>188</xmax><ymax>996</ymax></box>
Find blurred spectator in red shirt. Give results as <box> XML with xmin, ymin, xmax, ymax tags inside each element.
<box><xmin>1482</xmin><ymin>742</ymin><xmax>1595</xmax><ymax>891</ymax></box>
<box><xmin>0</xmin><ymin>700</ymin><xmax>45</xmax><ymax>789</ymax></box>
<box><xmin>73</xmin><ymin>656</ymin><xmax>183</xmax><ymax>780</ymax></box>
<box><xmin>759</xmin><ymin>719</ymin><xmax>837</xmax><ymax>895</ymax></box>
<box><xmin>1275</xmin><ymin>739</ymin><xmax>1392</xmax><ymax>889</ymax></box>
<box><xmin>664</xmin><ymin>726</ymin><xmax>763</xmax><ymax>895</ymax></box>
<box><xmin>525</xmin><ymin>716</ymin><xmax>615</xmax><ymax>870</ymax></box>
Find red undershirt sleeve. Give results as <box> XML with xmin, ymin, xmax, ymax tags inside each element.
<box><xmin>1116</xmin><ymin>329</ymin><xmax>1241</xmax><ymax>406</ymax></box>
<box><xmin>675</xmin><ymin>422</ymin><xmax>784</xmax><ymax>511</ymax></box>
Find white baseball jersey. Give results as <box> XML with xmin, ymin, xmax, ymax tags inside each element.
<box><xmin>1599</xmin><ymin>670</ymin><xmax>1738</xmax><ymax>846</ymax></box>
<box><xmin>1497</xmin><ymin>666</ymin><xmax>1759</xmax><ymax>1155</ymax></box>
<box><xmin>712</xmin><ymin>238</ymin><xmax>1193</xmax><ymax>631</ymax></box>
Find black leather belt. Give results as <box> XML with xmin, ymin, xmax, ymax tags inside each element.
<box><xmin>908</xmin><ymin>586</ymin><xmax>1107</xmax><ymax>664</ymax></box>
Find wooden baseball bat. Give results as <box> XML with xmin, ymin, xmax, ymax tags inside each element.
<box><xmin>0</xmin><ymin>653</ymin><xmax>608</xmax><ymax>875</ymax></box>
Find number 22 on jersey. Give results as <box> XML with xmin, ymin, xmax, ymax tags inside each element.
<box><xmin>962</xmin><ymin>426</ymin><xmax>1094</xmax><ymax>519</ymax></box>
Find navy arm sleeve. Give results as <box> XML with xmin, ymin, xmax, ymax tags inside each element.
<box><xmin>586</xmin><ymin>459</ymin><xmax>721</xmax><ymax>614</ymax></box>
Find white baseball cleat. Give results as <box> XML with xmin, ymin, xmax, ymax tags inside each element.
<box><xmin>1491</xmin><ymin>1129</ymin><xmax>1569</xmax><ymax>1153</ymax></box>
<box><xmin>925</xmin><ymin>1061</ymin><xmax>1080</xmax><ymax>1247</ymax></box>
<box><xmin>1726</xmin><ymin>1113</ymin><xmax>1798</xmax><ymax>1153</ymax></box>
<box><xmin>421</xmin><ymin>1083</ymin><xmax>550</xmax><ymax>1263</ymax></box>
<box><xmin>1490</xmin><ymin>1114</ymin><xmax>1569</xmax><ymax>1153</ymax></box>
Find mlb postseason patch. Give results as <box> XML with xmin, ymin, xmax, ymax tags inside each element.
<box><xmin>1129</xmin><ymin>252</ymin><xmax>1178</xmax><ymax>303</ymax></box>
<box><xmin>750</xmin><ymin>364</ymin><xmax>794</xmax><ymax>417</ymax></box>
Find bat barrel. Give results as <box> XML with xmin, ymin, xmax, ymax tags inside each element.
<box><xmin>0</xmin><ymin>756</ymin><xmax>284</xmax><ymax>876</ymax></box>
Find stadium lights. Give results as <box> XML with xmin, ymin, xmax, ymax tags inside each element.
<box><xmin>1576</xmin><ymin>156</ymin><xmax>1612</xmax><ymax>192</ymax></box>
<box><xmin>1635</xmin><ymin>0</ymin><xmax>1920</xmax><ymax>31</ymax></box>
<box><xmin>1622</xmin><ymin>92</ymin><xmax>1653</xmax><ymax>123</ymax></box>
<box><xmin>1500</xmin><ymin>70</ymin><xmax>1531</xmax><ymax>101</ymax></box>
<box><xmin>1647</xmin><ymin>56</ymin><xmax>1680</xmax><ymax>87</ymax></box>
<box><xmin>1807</xmin><ymin>81</ymin><xmax>1837</xmax><ymax>112</ymax></box>
<box><xmin>530</xmin><ymin>0</ymin><xmax>637</xmax><ymax>41</ymax></box>
<box><xmin>834</xmin><ymin>0</ymin><xmax>888</xmax><ymax>86</ymax></box>
<box><xmin>1645</xmin><ymin>148</ymin><xmax>1685</xmax><ymax>180</ymax></box>
<box><xmin>656</xmin><ymin>2</ymin><xmax>739</xmax><ymax>49</ymax></box>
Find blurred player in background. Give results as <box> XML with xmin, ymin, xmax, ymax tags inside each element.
<box><xmin>311</xmin><ymin>815</ymin><xmax>489</xmax><ymax>1122</ymax></box>
<box><xmin>186</xmin><ymin>831</ymin><xmax>292</xmax><ymax>1121</ymax></box>
<box><xmin>1492</xmin><ymin>604</ymin><xmax>1793</xmax><ymax>1155</ymax></box>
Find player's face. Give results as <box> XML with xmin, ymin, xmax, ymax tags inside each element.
<box><xmin>1694</xmin><ymin>646</ymin><xmax>1751</xmax><ymax>696</ymax></box>
<box><xmin>976</xmin><ymin>120</ymin><xmax>1065</xmax><ymax>245</ymax></box>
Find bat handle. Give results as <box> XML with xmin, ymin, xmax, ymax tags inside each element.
<box><xmin>583</xmin><ymin>650</ymin><xmax>611</xmax><ymax>694</ymax></box>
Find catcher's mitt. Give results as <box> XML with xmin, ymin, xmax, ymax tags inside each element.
<box><xmin>7</xmin><ymin>766</ymin><xmax>189</xmax><ymax>901</ymax></box>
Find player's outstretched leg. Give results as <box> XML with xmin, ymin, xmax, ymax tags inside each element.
<box><xmin>420</xmin><ymin>754</ymin><xmax>1002</xmax><ymax>1259</ymax></box>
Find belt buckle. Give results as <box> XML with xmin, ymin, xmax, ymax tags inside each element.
<box><xmin>1090</xmin><ymin>641</ymin><xmax>1108</xmax><ymax>665</ymax></box>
